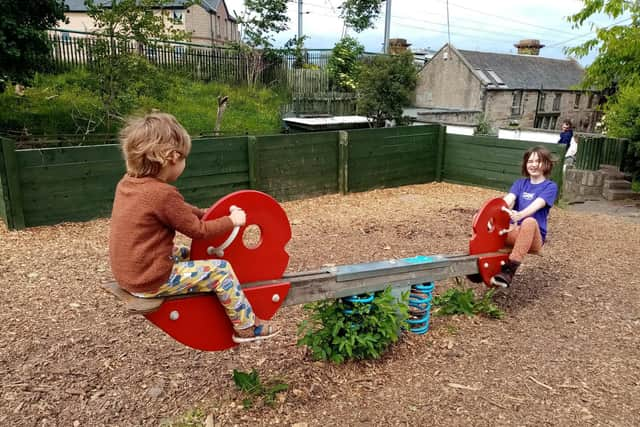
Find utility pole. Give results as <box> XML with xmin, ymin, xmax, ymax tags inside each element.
<box><xmin>383</xmin><ymin>0</ymin><xmax>392</xmax><ymax>53</ymax></box>
<box><xmin>298</xmin><ymin>0</ymin><xmax>303</xmax><ymax>41</ymax></box>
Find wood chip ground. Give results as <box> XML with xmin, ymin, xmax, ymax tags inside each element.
<box><xmin>1</xmin><ymin>182</ymin><xmax>638</xmax><ymax>426</ymax></box>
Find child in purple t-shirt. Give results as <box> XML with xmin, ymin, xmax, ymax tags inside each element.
<box><xmin>491</xmin><ymin>147</ymin><xmax>558</xmax><ymax>288</ymax></box>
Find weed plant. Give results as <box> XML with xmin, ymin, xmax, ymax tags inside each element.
<box><xmin>297</xmin><ymin>287</ymin><xmax>409</xmax><ymax>364</ymax></box>
<box><xmin>432</xmin><ymin>284</ymin><xmax>504</xmax><ymax>319</ymax></box>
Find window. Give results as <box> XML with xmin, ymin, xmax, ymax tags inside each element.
<box><xmin>511</xmin><ymin>91</ymin><xmax>523</xmax><ymax>116</ymax></box>
<box><xmin>542</xmin><ymin>116</ymin><xmax>550</xmax><ymax>129</ymax></box>
<box><xmin>538</xmin><ymin>92</ymin><xmax>546</xmax><ymax>112</ymax></box>
<box><xmin>475</xmin><ymin>69</ymin><xmax>492</xmax><ymax>85</ymax></box>
<box><xmin>172</xmin><ymin>10</ymin><xmax>185</xmax><ymax>24</ymax></box>
<box><xmin>552</xmin><ymin>93</ymin><xmax>561</xmax><ymax>111</ymax></box>
<box><xmin>574</xmin><ymin>93</ymin><xmax>581</xmax><ymax>109</ymax></box>
<box><xmin>534</xmin><ymin>116</ymin><xmax>543</xmax><ymax>128</ymax></box>
<box><xmin>587</xmin><ymin>93</ymin><xmax>597</xmax><ymax>109</ymax></box>
<box><xmin>550</xmin><ymin>116</ymin><xmax>558</xmax><ymax>129</ymax></box>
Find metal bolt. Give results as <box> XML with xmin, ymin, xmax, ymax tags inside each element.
<box><xmin>169</xmin><ymin>310</ymin><xmax>180</xmax><ymax>321</ymax></box>
<box><xmin>272</xmin><ymin>294</ymin><xmax>280</xmax><ymax>303</ymax></box>
<box><xmin>483</xmin><ymin>262</ymin><xmax>489</xmax><ymax>268</ymax></box>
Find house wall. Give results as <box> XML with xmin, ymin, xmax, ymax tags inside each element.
<box><xmin>484</xmin><ymin>90</ymin><xmax>538</xmax><ymax>128</ymax></box>
<box><xmin>187</xmin><ymin>4</ymin><xmax>239</xmax><ymax>45</ymax></box>
<box><xmin>58</xmin><ymin>13</ymin><xmax>96</xmax><ymax>33</ymax></box>
<box><xmin>485</xmin><ymin>90</ymin><xmax>601</xmax><ymax>131</ymax></box>
<box><xmin>414</xmin><ymin>49</ymin><xmax>483</xmax><ymax>110</ymax></box>
<box><xmin>58</xmin><ymin>4</ymin><xmax>239</xmax><ymax>46</ymax></box>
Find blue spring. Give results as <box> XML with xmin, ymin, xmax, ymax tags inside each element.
<box><xmin>407</xmin><ymin>282</ymin><xmax>435</xmax><ymax>334</ymax></box>
<box><xmin>342</xmin><ymin>293</ymin><xmax>374</xmax><ymax>315</ymax></box>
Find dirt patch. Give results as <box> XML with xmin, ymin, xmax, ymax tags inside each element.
<box><xmin>1</xmin><ymin>182</ymin><xmax>639</xmax><ymax>426</ymax></box>
<box><xmin>566</xmin><ymin>198</ymin><xmax>640</xmax><ymax>224</ymax></box>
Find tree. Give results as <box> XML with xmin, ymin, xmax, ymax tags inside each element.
<box><xmin>233</xmin><ymin>0</ymin><xmax>290</xmax><ymax>86</ymax></box>
<box><xmin>83</xmin><ymin>0</ymin><xmax>192</xmax><ymax>127</ymax></box>
<box><xmin>356</xmin><ymin>51</ymin><xmax>416</xmax><ymax>127</ymax></box>
<box><xmin>566</xmin><ymin>0</ymin><xmax>640</xmax><ymax>174</ymax></box>
<box><xmin>339</xmin><ymin>0</ymin><xmax>385</xmax><ymax>33</ymax></box>
<box><xmin>0</xmin><ymin>0</ymin><xmax>67</xmax><ymax>88</ymax></box>
<box><xmin>327</xmin><ymin>36</ymin><xmax>364</xmax><ymax>92</ymax></box>
<box><xmin>566</xmin><ymin>0</ymin><xmax>640</xmax><ymax>90</ymax></box>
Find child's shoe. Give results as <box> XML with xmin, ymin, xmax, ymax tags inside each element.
<box><xmin>232</xmin><ymin>323</ymin><xmax>280</xmax><ymax>343</ymax></box>
<box><xmin>490</xmin><ymin>260</ymin><xmax>521</xmax><ymax>288</ymax></box>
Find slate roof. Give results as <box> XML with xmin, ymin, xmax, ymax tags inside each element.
<box><xmin>64</xmin><ymin>0</ymin><xmax>221</xmax><ymax>14</ymax></box>
<box><xmin>456</xmin><ymin>48</ymin><xmax>584</xmax><ymax>91</ymax></box>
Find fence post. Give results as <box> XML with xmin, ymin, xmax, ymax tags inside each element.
<box><xmin>0</xmin><ymin>138</ymin><xmax>25</xmax><ymax>230</ymax></box>
<box><xmin>338</xmin><ymin>131</ymin><xmax>349</xmax><ymax>195</ymax></box>
<box><xmin>247</xmin><ymin>136</ymin><xmax>258</xmax><ymax>190</ymax></box>
<box><xmin>435</xmin><ymin>124</ymin><xmax>446</xmax><ymax>181</ymax></box>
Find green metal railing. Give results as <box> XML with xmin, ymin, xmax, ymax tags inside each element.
<box><xmin>575</xmin><ymin>136</ymin><xmax>628</xmax><ymax>171</ymax></box>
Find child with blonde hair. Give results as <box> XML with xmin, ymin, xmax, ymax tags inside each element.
<box><xmin>109</xmin><ymin>112</ymin><xmax>277</xmax><ymax>343</ymax></box>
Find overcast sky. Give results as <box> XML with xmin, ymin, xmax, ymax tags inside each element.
<box><xmin>223</xmin><ymin>0</ymin><xmax>621</xmax><ymax>66</ymax></box>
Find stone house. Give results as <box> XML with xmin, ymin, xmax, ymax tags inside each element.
<box><xmin>413</xmin><ymin>42</ymin><xmax>602</xmax><ymax>132</ymax></box>
<box><xmin>59</xmin><ymin>0</ymin><xmax>240</xmax><ymax>46</ymax></box>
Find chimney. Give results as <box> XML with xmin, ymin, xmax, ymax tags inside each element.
<box><xmin>388</xmin><ymin>38</ymin><xmax>411</xmax><ymax>54</ymax></box>
<box><xmin>514</xmin><ymin>39</ymin><xmax>545</xmax><ymax>55</ymax></box>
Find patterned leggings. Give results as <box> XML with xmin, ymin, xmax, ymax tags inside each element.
<box><xmin>505</xmin><ymin>217</ymin><xmax>543</xmax><ymax>263</ymax></box>
<box><xmin>134</xmin><ymin>245</ymin><xmax>256</xmax><ymax>330</ymax></box>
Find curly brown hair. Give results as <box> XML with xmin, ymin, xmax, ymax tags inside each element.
<box><xmin>120</xmin><ymin>112</ymin><xmax>191</xmax><ymax>178</ymax></box>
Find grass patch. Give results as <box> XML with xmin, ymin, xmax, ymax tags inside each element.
<box><xmin>0</xmin><ymin>71</ymin><xmax>285</xmax><ymax>137</ymax></box>
<box><xmin>632</xmin><ymin>179</ymin><xmax>640</xmax><ymax>193</ymax></box>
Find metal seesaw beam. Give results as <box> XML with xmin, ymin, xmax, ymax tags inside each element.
<box><xmin>240</xmin><ymin>253</ymin><xmax>492</xmax><ymax>307</ymax></box>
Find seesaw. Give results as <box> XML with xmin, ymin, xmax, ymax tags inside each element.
<box><xmin>102</xmin><ymin>190</ymin><xmax>512</xmax><ymax>351</ymax></box>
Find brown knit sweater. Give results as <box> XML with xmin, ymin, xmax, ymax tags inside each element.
<box><xmin>109</xmin><ymin>175</ymin><xmax>234</xmax><ymax>293</ymax></box>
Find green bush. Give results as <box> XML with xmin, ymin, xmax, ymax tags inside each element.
<box><xmin>297</xmin><ymin>287</ymin><xmax>408</xmax><ymax>364</ymax></box>
<box><xmin>327</xmin><ymin>36</ymin><xmax>364</xmax><ymax>92</ymax></box>
<box><xmin>356</xmin><ymin>51</ymin><xmax>417</xmax><ymax>127</ymax></box>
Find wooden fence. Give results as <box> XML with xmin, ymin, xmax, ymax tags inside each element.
<box><xmin>444</xmin><ymin>134</ymin><xmax>565</xmax><ymax>190</ymax></box>
<box><xmin>0</xmin><ymin>126</ymin><xmax>572</xmax><ymax>230</ymax></box>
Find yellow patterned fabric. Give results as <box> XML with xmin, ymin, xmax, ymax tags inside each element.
<box><xmin>134</xmin><ymin>245</ymin><xmax>255</xmax><ymax>330</ymax></box>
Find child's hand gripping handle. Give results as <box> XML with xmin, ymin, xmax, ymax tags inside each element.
<box><xmin>207</xmin><ymin>205</ymin><xmax>244</xmax><ymax>258</ymax></box>
<box><xmin>499</xmin><ymin>206</ymin><xmax>515</xmax><ymax>236</ymax></box>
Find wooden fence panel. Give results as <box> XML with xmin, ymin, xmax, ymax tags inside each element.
<box><xmin>12</xmin><ymin>136</ymin><xmax>249</xmax><ymax>227</ymax></box>
<box><xmin>253</xmin><ymin>132</ymin><xmax>340</xmax><ymax>201</ymax></box>
<box><xmin>176</xmin><ymin>137</ymin><xmax>250</xmax><ymax>208</ymax></box>
<box><xmin>17</xmin><ymin>144</ymin><xmax>124</xmax><ymax>226</ymax></box>
<box><xmin>347</xmin><ymin>125</ymin><xmax>440</xmax><ymax>193</ymax></box>
<box><xmin>443</xmin><ymin>135</ymin><xmax>565</xmax><ymax>191</ymax></box>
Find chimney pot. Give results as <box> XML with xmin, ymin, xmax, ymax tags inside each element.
<box><xmin>514</xmin><ymin>39</ymin><xmax>545</xmax><ymax>55</ymax></box>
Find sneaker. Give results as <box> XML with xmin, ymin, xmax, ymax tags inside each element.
<box><xmin>232</xmin><ymin>324</ymin><xmax>280</xmax><ymax>343</ymax></box>
<box><xmin>490</xmin><ymin>260</ymin><xmax>521</xmax><ymax>288</ymax></box>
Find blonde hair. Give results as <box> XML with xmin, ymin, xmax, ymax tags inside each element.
<box><xmin>120</xmin><ymin>112</ymin><xmax>191</xmax><ymax>177</ymax></box>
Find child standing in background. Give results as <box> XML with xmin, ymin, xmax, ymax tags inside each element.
<box><xmin>109</xmin><ymin>112</ymin><xmax>278</xmax><ymax>343</ymax></box>
<box><xmin>558</xmin><ymin>119</ymin><xmax>573</xmax><ymax>148</ymax></box>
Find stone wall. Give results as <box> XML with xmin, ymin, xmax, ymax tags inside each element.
<box><xmin>563</xmin><ymin>169</ymin><xmax>604</xmax><ymax>203</ymax></box>
<box><xmin>563</xmin><ymin>166</ymin><xmax>639</xmax><ymax>202</ymax></box>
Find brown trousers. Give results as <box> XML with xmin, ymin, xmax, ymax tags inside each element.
<box><xmin>505</xmin><ymin>217</ymin><xmax>543</xmax><ymax>263</ymax></box>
